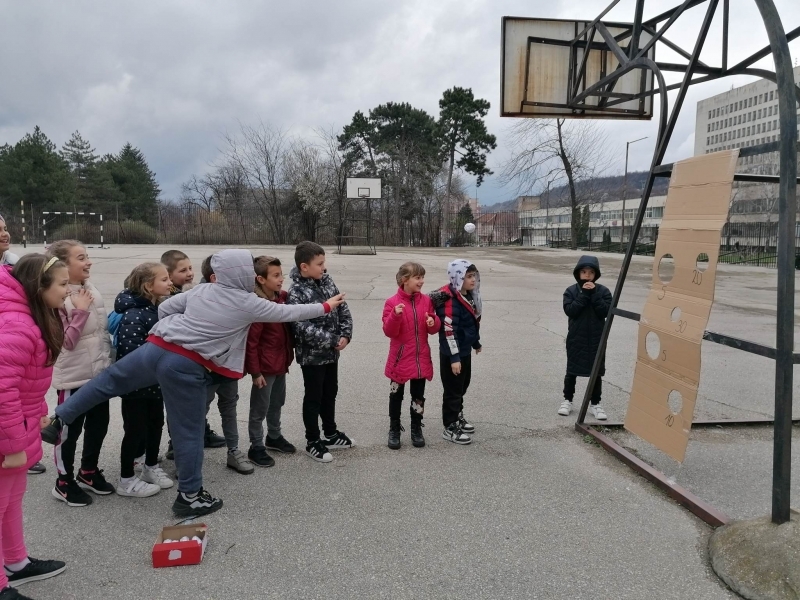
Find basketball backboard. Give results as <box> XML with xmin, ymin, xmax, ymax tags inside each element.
<box><xmin>346</xmin><ymin>178</ymin><xmax>382</xmax><ymax>199</ymax></box>
<box><xmin>501</xmin><ymin>17</ymin><xmax>655</xmax><ymax>119</ymax></box>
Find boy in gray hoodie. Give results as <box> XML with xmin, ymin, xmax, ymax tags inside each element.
<box><xmin>44</xmin><ymin>249</ymin><xmax>344</xmax><ymax>517</ymax></box>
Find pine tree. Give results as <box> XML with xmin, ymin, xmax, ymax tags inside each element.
<box><xmin>60</xmin><ymin>131</ymin><xmax>101</xmax><ymax>207</ymax></box>
<box><xmin>98</xmin><ymin>143</ymin><xmax>161</xmax><ymax>225</ymax></box>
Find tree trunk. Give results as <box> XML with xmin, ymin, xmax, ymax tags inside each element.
<box><xmin>444</xmin><ymin>133</ymin><xmax>457</xmax><ymax>246</ymax></box>
<box><xmin>556</xmin><ymin>119</ymin><xmax>579</xmax><ymax>250</ymax></box>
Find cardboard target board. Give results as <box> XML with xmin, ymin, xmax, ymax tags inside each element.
<box><xmin>624</xmin><ymin>150</ymin><xmax>739</xmax><ymax>462</ymax></box>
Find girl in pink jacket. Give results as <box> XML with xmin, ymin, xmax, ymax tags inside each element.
<box><xmin>382</xmin><ymin>262</ymin><xmax>440</xmax><ymax>450</ymax></box>
<box><xmin>0</xmin><ymin>254</ymin><xmax>69</xmax><ymax>598</ymax></box>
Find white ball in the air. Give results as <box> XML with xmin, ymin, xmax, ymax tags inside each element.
<box><xmin>464</xmin><ymin>222</ymin><xmax>476</xmax><ymax>233</ymax></box>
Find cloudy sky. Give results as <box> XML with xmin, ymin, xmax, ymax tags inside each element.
<box><xmin>1</xmin><ymin>0</ymin><xmax>798</xmax><ymax>206</ymax></box>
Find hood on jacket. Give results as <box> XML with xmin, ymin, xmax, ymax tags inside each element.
<box><xmin>114</xmin><ymin>289</ymin><xmax>154</xmax><ymax>313</ymax></box>
<box><xmin>211</xmin><ymin>249</ymin><xmax>256</xmax><ymax>293</ymax></box>
<box><xmin>446</xmin><ymin>259</ymin><xmax>482</xmax><ymax>318</ymax></box>
<box><xmin>573</xmin><ymin>255</ymin><xmax>601</xmax><ymax>283</ymax></box>
<box><xmin>0</xmin><ymin>265</ymin><xmax>29</xmax><ymax>316</ymax></box>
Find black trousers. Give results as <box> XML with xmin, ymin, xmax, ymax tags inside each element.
<box><xmin>55</xmin><ymin>387</ymin><xmax>109</xmax><ymax>479</ymax></box>
<box><xmin>120</xmin><ymin>393</ymin><xmax>165</xmax><ymax>478</ymax></box>
<box><xmin>389</xmin><ymin>378</ymin><xmax>426</xmax><ymax>423</ymax></box>
<box><xmin>563</xmin><ymin>373</ymin><xmax>602</xmax><ymax>405</ymax></box>
<box><xmin>439</xmin><ymin>353</ymin><xmax>471</xmax><ymax>427</ymax></box>
<box><xmin>301</xmin><ymin>363</ymin><xmax>339</xmax><ymax>442</ymax></box>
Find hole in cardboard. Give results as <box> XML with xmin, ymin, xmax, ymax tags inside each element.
<box><xmin>670</xmin><ymin>306</ymin><xmax>681</xmax><ymax>321</ymax></box>
<box><xmin>668</xmin><ymin>390</ymin><xmax>683</xmax><ymax>415</ymax></box>
<box><xmin>645</xmin><ymin>331</ymin><xmax>660</xmax><ymax>360</ymax></box>
<box><xmin>658</xmin><ymin>254</ymin><xmax>675</xmax><ymax>284</ymax></box>
<box><xmin>696</xmin><ymin>253</ymin><xmax>710</xmax><ymax>272</ymax></box>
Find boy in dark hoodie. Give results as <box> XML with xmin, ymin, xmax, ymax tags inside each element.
<box><xmin>429</xmin><ymin>259</ymin><xmax>482</xmax><ymax>445</ymax></box>
<box><xmin>560</xmin><ymin>255</ymin><xmax>612</xmax><ymax>420</ymax></box>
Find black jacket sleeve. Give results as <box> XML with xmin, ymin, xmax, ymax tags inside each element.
<box><xmin>590</xmin><ymin>285</ymin><xmax>613</xmax><ymax>319</ymax></box>
<box><xmin>563</xmin><ymin>285</ymin><xmax>590</xmax><ymax>318</ymax></box>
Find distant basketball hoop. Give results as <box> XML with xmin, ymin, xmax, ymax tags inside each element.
<box><xmin>340</xmin><ymin>178</ymin><xmax>382</xmax><ymax>255</ymax></box>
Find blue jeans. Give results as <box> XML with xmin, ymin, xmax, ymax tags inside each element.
<box><xmin>55</xmin><ymin>343</ymin><xmax>211</xmax><ymax>493</ymax></box>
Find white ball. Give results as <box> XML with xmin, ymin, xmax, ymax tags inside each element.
<box><xmin>464</xmin><ymin>222</ymin><xmax>476</xmax><ymax>233</ymax></box>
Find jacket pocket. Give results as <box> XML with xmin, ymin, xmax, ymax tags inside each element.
<box><xmin>393</xmin><ymin>345</ymin><xmax>405</xmax><ymax>368</ymax></box>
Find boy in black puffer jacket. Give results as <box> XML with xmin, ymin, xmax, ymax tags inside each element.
<box><xmin>287</xmin><ymin>241</ymin><xmax>354</xmax><ymax>463</ymax></box>
<box><xmin>560</xmin><ymin>255</ymin><xmax>612</xmax><ymax>420</ymax></box>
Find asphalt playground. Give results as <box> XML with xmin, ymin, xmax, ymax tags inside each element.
<box><xmin>14</xmin><ymin>243</ymin><xmax>800</xmax><ymax>600</ymax></box>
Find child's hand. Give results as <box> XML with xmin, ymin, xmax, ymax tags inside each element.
<box><xmin>451</xmin><ymin>362</ymin><xmax>461</xmax><ymax>375</ymax></box>
<box><xmin>252</xmin><ymin>375</ymin><xmax>266</xmax><ymax>389</ymax></box>
<box><xmin>326</xmin><ymin>293</ymin><xmax>346</xmax><ymax>309</ymax></box>
<box><xmin>40</xmin><ymin>416</ymin><xmax>51</xmax><ymax>430</ymax></box>
<box><xmin>394</xmin><ymin>303</ymin><xmax>404</xmax><ymax>315</ymax></box>
<box><xmin>582</xmin><ymin>282</ymin><xmax>595</xmax><ymax>291</ymax></box>
<box><xmin>425</xmin><ymin>312</ymin><xmax>434</xmax><ymax>327</ymax></box>
<box><xmin>475</xmin><ymin>347</ymin><xmax>482</xmax><ymax>355</ymax></box>
<box><xmin>71</xmin><ymin>288</ymin><xmax>93</xmax><ymax>311</ymax></box>
<box><xmin>335</xmin><ymin>337</ymin><xmax>349</xmax><ymax>351</ymax></box>
<box><xmin>2</xmin><ymin>451</ymin><xmax>26</xmax><ymax>469</ymax></box>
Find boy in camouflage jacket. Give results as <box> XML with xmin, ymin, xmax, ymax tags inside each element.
<box><xmin>287</xmin><ymin>242</ymin><xmax>354</xmax><ymax>463</ymax></box>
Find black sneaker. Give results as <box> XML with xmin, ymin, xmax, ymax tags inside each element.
<box><xmin>458</xmin><ymin>411</ymin><xmax>475</xmax><ymax>433</ymax></box>
<box><xmin>265</xmin><ymin>435</ymin><xmax>297</xmax><ymax>454</ymax></box>
<box><xmin>387</xmin><ymin>419</ymin><xmax>403</xmax><ymax>450</ymax></box>
<box><xmin>321</xmin><ymin>430</ymin><xmax>355</xmax><ymax>450</ymax></box>
<box><xmin>204</xmin><ymin>422</ymin><xmax>226</xmax><ymax>448</ymax></box>
<box><xmin>40</xmin><ymin>416</ymin><xmax>62</xmax><ymax>445</ymax></box>
<box><xmin>410</xmin><ymin>422</ymin><xmax>425</xmax><ymax>448</ymax></box>
<box><xmin>172</xmin><ymin>488</ymin><xmax>223</xmax><ymax>517</ymax></box>
<box><xmin>165</xmin><ymin>440</ymin><xmax>174</xmax><ymax>460</ymax></box>
<box><xmin>27</xmin><ymin>461</ymin><xmax>46</xmax><ymax>475</ymax></box>
<box><xmin>305</xmin><ymin>440</ymin><xmax>333</xmax><ymax>463</ymax></box>
<box><xmin>0</xmin><ymin>586</ymin><xmax>34</xmax><ymax>599</ymax></box>
<box><xmin>5</xmin><ymin>557</ymin><xmax>66</xmax><ymax>587</ymax></box>
<box><xmin>442</xmin><ymin>422</ymin><xmax>472</xmax><ymax>445</ymax></box>
<box><xmin>52</xmin><ymin>478</ymin><xmax>92</xmax><ymax>507</ymax></box>
<box><xmin>77</xmin><ymin>469</ymin><xmax>115</xmax><ymax>495</ymax></box>
<box><xmin>247</xmin><ymin>446</ymin><xmax>275</xmax><ymax>468</ymax></box>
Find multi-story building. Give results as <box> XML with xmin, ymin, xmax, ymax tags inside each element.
<box><xmin>694</xmin><ymin>65</ymin><xmax>800</xmax><ymax>156</ymax></box>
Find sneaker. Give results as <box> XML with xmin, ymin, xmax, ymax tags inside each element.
<box><xmin>140</xmin><ymin>464</ymin><xmax>174</xmax><ymax>489</ymax></box>
<box><xmin>558</xmin><ymin>400</ymin><xmax>573</xmax><ymax>416</ymax></box>
<box><xmin>321</xmin><ymin>430</ymin><xmax>355</xmax><ymax>450</ymax></box>
<box><xmin>133</xmin><ymin>454</ymin><xmax>146</xmax><ymax>474</ymax></box>
<box><xmin>410</xmin><ymin>422</ymin><xmax>425</xmax><ymax>448</ymax></box>
<box><xmin>5</xmin><ymin>557</ymin><xmax>66</xmax><ymax>587</ymax></box>
<box><xmin>458</xmin><ymin>411</ymin><xmax>475</xmax><ymax>433</ymax></box>
<box><xmin>0</xmin><ymin>586</ymin><xmax>34</xmax><ymax>599</ymax></box>
<box><xmin>589</xmin><ymin>403</ymin><xmax>608</xmax><ymax>421</ymax></box>
<box><xmin>40</xmin><ymin>416</ymin><xmax>62</xmax><ymax>445</ymax></box>
<box><xmin>27</xmin><ymin>461</ymin><xmax>46</xmax><ymax>475</ymax></box>
<box><xmin>247</xmin><ymin>446</ymin><xmax>275</xmax><ymax>468</ymax></box>
<box><xmin>172</xmin><ymin>488</ymin><xmax>223</xmax><ymax>517</ymax></box>
<box><xmin>265</xmin><ymin>435</ymin><xmax>296</xmax><ymax>454</ymax></box>
<box><xmin>305</xmin><ymin>440</ymin><xmax>333</xmax><ymax>463</ymax></box>
<box><xmin>387</xmin><ymin>419</ymin><xmax>403</xmax><ymax>450</ymax></box>
<box><xmin>52</xmin><ymin>478</ymin><xmax>92</xmax><ymax>507</ymax></box>
<box><xmin>77</xmin><ymin>469</ymin><xmax>115</xmax><ymax>495</ymax></box>
<box><xmin>165</xmin><ymin>440</ymin><xmax>174</xmax><ymax>460</ymax></box>
<box><xmin>204</xmin><ymin>422</ymin><xmax>226</xmax><ymax>448</ymax></box>
<box><xmin>226</xmin><ymin>449</ymin><xmax>255</xmax><ymax>474</ymax></box>
<box><xmin>116</xmin><ymin>476</ymin><xmax>160</xmax><ymax>498</ymax></box>
<box><xmin>442</xmin><ymin>423</ymin><xmax>472</xmax><ymax>445</ymax></box>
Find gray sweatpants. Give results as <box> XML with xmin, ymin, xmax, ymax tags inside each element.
<box><xmin>206</xmin><ymin>379</ymin><xmax>240</xmax><ymax>451</ymax></box>
<box><xmin>248</xmin><ymin>375</ymin><xmax>287</xmax><ymax>447</ymax></box>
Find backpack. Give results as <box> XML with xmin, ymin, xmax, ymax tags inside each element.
<box><xmin>107</xmin><ymin>311</ymin><xmax>123</xmax><ymax>348</ymax></box>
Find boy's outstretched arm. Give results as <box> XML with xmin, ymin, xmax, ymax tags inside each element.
<box><xmin>158</xmin><ymin>291</ymin><xmax>189</xmax><ymax>319</ymax></box>
<box><xmin>286</xmin><ymin>288</ymin><xmax>339</xmax><ymax>349</ymax></box>
<box><xmin>563</xmin><ymin>286</ymin><xmax>590</xmax><ymax>317</ymax></box>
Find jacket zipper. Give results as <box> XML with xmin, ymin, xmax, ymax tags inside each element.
<box><xmin>411</xmin><ymin>295</ymin><xmax>421</xmax><ymax>379</ymax></box>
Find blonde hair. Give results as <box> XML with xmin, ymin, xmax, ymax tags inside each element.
<box><xmin>46</xmin><ymin>239</ymin><xmax>84</xmax><ymax>264</ymax></box>
<box><xmin>396</xmin><ymin>261</ymin><xmax>426</xmax><ymax>287</ymax></box>
<box><xmin>124</xmin><ymin>262</ymin><xmax>166</xmax><ymax>305</ymax></box>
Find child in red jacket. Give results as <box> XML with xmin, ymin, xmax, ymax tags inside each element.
<box><xmin>245</xmin><ymin>256</ymin><xmax>297</xmax><ymax>467</ymax></box>
<box><xmin>382</xmin><ymin>262</ymin><xmax>440</xmax><ymax>450</ymax></box>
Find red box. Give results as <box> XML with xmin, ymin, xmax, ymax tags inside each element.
<box><xmin>152</xmin><ymin>524</ymin><xmax>208</xmax><ymax>568</ymax></box>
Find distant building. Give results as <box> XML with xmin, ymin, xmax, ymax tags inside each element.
<box><xmin>475</xmin><ymin>211</ymin><xmax>519</xmax><ymax>245</ymax></box>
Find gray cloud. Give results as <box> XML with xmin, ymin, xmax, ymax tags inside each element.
<box><xmin>1</xmin><ymin>0</ymin><xmax>797</xmax><ymax>205</ymax></box>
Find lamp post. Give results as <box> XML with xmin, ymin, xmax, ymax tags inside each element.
<box><xmin>621</xmin><ymin>136</ymin><xmax>648</xmax><ymax>248</ymax></box>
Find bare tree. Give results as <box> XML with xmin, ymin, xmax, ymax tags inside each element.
<box><xmin>501</xmin><ymin>119</ymin><xmax>610</xmax><ymax>249</ymax></box>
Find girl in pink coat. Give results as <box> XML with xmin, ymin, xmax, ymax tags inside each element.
<box><xmin>382</xmin><ymin>262</ymin><xmax>440</xmax><ymax>450</ymax></box>
<box><xmin>0</xmin><ymin>254</ymin><xmax>69</xmax><ymax>599</ymax></box>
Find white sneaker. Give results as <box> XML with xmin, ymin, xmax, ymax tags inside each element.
<box><xmin>116</xmin><ymin>476</ymin><xmax>160</xmax><ymax>498</ymax></box>
<box><xmin>140</xmin><ymin>464</ymin><xmax>174</xmax><ymax>489</ymax></box>
<box><xmin>558</xmin><ymin>400</ymin><xmax>573</xmax><ymax>416</ymax></box>
<box><xmin>133</xmin><ymin>454</ymin><xmax>145</xmax><ymax>474</ymax></box>
<box><xmin>589</xmin><ymin>404</ymin><xmax>608</xmax><ymax>420</ymax></box>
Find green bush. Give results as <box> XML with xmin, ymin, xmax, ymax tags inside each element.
<box><xmin>50</xmin><ymin>220</ymin><xmax>158</xmax><ymax>245</ymax></box>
